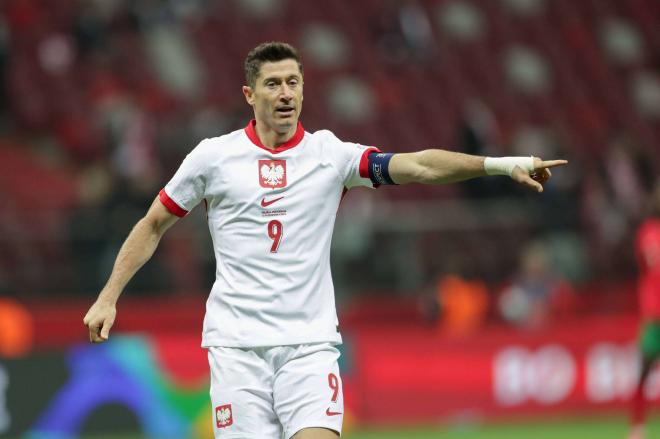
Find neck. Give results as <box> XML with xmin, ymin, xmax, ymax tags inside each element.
<box><xmin>254</xmin><ymin>120</ymin><xmax>297</xmax><ymax>150</ymax></box>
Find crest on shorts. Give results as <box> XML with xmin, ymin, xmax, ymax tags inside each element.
<box><xmin>259</xmin><ymin>160</ymin><xmax>287</xmax><ymax>188</ymax></box>
<box><xmin>216</xmin><ymin>404</ymin><xmax>233</xmax><ymax>428</ymax></box>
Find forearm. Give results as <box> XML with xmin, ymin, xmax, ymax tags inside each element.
<box><xmin>390</xmin><ymin>149</ymin><xmax>486</xmax><ymax>185</ymax></box>
<box><xmin>98</xmin><ymin>217</ymin><xmax>164</xmax><ymax>304</ymax></box>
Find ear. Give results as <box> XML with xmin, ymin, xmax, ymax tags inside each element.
<box><xmin>242</xmin><ymin>85</ymin><xmax>255</xmax><ymax>106</ymax></box>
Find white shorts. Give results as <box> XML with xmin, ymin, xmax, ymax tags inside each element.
<box><xmin>208</xmin><ymin>342</ymin><xmax>344</xmax><ymax>439</ymax></box>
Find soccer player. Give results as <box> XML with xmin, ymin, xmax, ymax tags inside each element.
<box><xmin>83</xmin><ymin>42</ymin><xmax>567</xmax><ymax>439</ymax></box>
<box><xmin>629</xmin><ymin>181</ymin><xmax>660</xmax><ymax>439</ymax></box>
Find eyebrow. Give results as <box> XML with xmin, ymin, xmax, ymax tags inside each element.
<box><xmin>262</xmin><ymin>74</ymin><xmax>302</xmax><ymax>84</ymax></box>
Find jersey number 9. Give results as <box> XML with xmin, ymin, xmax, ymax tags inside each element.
<box><xmin>267</xmin><ymin>220</ymin><xmax>283</xmax><ymax>253</ymax></box>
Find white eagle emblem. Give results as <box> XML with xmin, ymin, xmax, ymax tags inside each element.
<box><xmin>261</xmin><ymin>163</ymin><xmax>285</xmax><ymax>186</ymax></box>
<box><xmin>218</xmin><ymin>407</ymin><xmax>231</xmax><ymax>425</ymax></box>
<box><xmin>215</xmin><ymin>404</ymin><xmax>233</xmax><ymax>428</ymax></box>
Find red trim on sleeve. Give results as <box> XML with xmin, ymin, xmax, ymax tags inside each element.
<box><xmin>159</xmin><ymin>189</ymin><xmax>188</xmax><ymax>217</ymax></box>
<box><xmin>244</xmin><ymin>119</ymin><xmax>305</xmax><ymax>154</ymax></box>
<box><xmin>358</xmin><ymin>147</ymin><xmax>382</xmax><ymax>178</ymax></box>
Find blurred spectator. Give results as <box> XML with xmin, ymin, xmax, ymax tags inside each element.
<box><xmin>632</xmin><ymin>71</ymin><xmax>660</xmax><ymax>120</ymax></box>
<box><xmin>437</xmin><ymin>0</ymin><xmax>485</xmax><ymax>42</ymax></box>
<box><xmin>398</xmin><ymin>0</ymin><xmax>434</xmax><ymax>61</ymax></box>
<box><xmin>0</xmin><ymin>265</ymin><xmax>10</xmax><ymax>297</ymax></box>
<box><xmin>501</xmin><ymin>0</ymin><xmax>545</xmax><ymax>16</ymax></box>
<box><xmin>0</xmin><ymin>16</ymin><xmax>8</xmax><ymax>117</ymax></box>
<box><xmin>237</xmin><ymin>0</ymin><xmax>284</xmax><ymax>19</ymax></box>
<box><xmin>300</xmin><ymin>22</ymin><xmax>350</xmax><ymax>70</ymax></box>
<box><xmin>435</xmin><ymin>274</ymin><xmax>489</xmax><ymax>336</ymax></box>
<box><xmin>67</xmin><ymin>163</ymin><xmax>113</xmax><ymax>294</ymax></box>
<box><xmin>456</xmin><ymin>99</ymin><xmax>514</xmax><ymax>198</ymax></box>
<box><xmin>375</xmin><ymin>0</ymin><xmax>434</xmax><ymax>65</ymax></box>
<box><xmin>326</xmin><ymin>76</ymin><xmax>377</xmax><ymax>124</ymax></box>
<box><xmin>582</xmin><ymin>134</ymin><xmax>656</xmax><ymax>280</ymax></box>
<box><xmin>67</xmin><ymin>164</ymin><xmax>172</xmax><ymax>295</ymax></box>
<box><xmin>497</xmin><ymin>240</ymin><xmax>575</xmax><ymax>329</ymax></box>
<box><xmin>106</xmin><ymin>97</ymin><xmax>160</xmax><ymax>181</ymax></box>
<box><xmin>603</xmin><ymin>137</ymin><xmax>647</xmax><ymax>219</ymax></box>
<box><xmin>0</xmin><ymin>0</ymin><xmax>657</xmax><ymax>302</ymax></box>
<box><xmin>142</xmin><ymin>19</ymin><xmax>205</xmax><ymax>100</ymax></box>
<box><xmin>600</xmin><ymin>18</ymin><xmax>645</xmax><ymax>66</ymax></box>
<box><xmin>374</xmin><ymin>0</ymin><xmax>410</xmax><ymax>66</ymax></box>
<box><xmin>504</xmin><ymin>45</ymin><xmax>552</xmax><ymax>95</ymax></box>
<box><xmin>0</xmin><ymin>297</ymin><xmax>33</xmax><ymax>357</ymax></box>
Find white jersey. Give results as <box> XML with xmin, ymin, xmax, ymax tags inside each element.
<box><xmin>160</xmin><ymin>120</ymin><xmax>378</xmax><ymax>347</ymax></box>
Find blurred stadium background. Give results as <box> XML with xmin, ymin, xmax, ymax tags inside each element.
<box><xmin>0</xmin><ymin>0</ymin><xmax>659</xmax><ymax>437</ymax></box>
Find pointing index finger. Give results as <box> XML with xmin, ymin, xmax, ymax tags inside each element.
<box><xmin>536</xmin><ymin>159</ymin><xmax>568</xmax><ymax>170</ymax></box>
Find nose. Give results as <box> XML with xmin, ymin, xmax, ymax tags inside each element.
<box><xmin>280</xmin><ymin>83</ymin><xmax>294</xmax><ymax>100</ymax></box>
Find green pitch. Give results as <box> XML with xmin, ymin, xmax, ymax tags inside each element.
<box><xmin>348</xmin><ymin>415</ymin><xmax>642</xmax><ymax>439</ymax></box>
<box><xmin>12</xmin><ymin>415</ymin><xmax>659</xmax><ymax>439</ymax></box>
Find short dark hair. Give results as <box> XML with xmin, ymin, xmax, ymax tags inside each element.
<box><xmin>245</xmin><ymin>42</ymin><xmax>303</xmax><ymax>88</ymax></box>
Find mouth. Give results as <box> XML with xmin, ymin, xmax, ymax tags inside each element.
<box><xmin>275</xmin><ymin>106</ymin><xmax>295</xmax><ymax>118</ymax></box>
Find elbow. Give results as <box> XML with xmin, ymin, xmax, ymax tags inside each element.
<box><xmin>414</xmin><ymin>150</ymin><xmax>449</xmax><ymax>184</ymax></box>
<box><xmin>137</xmin><ymin>216</ymin><xmax>166</xmax><ymax>240</ymax></box>
<box><xmin>417</xmin><ymin>165</ymin><xmax>450</xmax><ymax>185</ymax></box>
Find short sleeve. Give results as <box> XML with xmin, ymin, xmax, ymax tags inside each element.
<box><xmin>160</xmin><ymin>140</ymin><xmax>210</xmax><ymax>216</ymax></box>
<box><xmin>320</xmin><ymin>131</ymin><xmax>380</xmax><ymax>189</ymax></box>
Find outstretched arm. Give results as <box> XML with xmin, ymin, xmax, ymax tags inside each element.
<box><xmin>388</xmin><ymin>149</ymin><xmax>567</xmax><ymax>192</ymax></box>
<box><xmin>83</xmin><ymin>197</ymin><xmax>180</xmax><ymax>343</ymax></box>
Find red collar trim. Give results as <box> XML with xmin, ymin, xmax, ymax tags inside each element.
<box><xmin>244</xmin><ymin>119</ymin><xmax>305</xmax><ymax>154</ymax></box>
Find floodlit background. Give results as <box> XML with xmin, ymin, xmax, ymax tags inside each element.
<box><xmin>0</xmin><ymin>0</ymin><xmax>658</xmax><ymax>438</ymax></box>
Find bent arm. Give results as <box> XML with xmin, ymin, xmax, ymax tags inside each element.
<box><xmin>100</xmin><ymin>197</ymin><xmax>179</xmax><ymax>302</ymax></box>
<box><xmin>84</xmin><ymin>196</ymin><xmax>179</xmax><ymax>342</ymax></box>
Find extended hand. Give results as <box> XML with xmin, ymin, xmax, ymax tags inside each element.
<box><xmin>83</xmin><ymin>298</ymin><xmax>116</xmax><ymax>343</ymax></box>
<box><xmin>511</xmin><ymin>158</ymin><xmax>568</xmax><ymax>193</ymax></box>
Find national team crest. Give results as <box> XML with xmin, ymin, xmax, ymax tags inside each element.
<box><xmin>259</xmin><ymin>160</ymin><xmax>287</xmax><ymax>188</ymax></box>
<box><xmin>216</xmin><ymin>404</ymin><xmax>233</xmax><ymax>428</ymax></box>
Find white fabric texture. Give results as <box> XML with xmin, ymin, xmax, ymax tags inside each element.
<box><xmin>208</xmin><ymin>343</ymin><xmax>343</xmax><ymax>438</ymax></box>
<box><xmin>162</xmin><ymin>123</ymin><xmax>376</xmax><ymax>347</ymax></box>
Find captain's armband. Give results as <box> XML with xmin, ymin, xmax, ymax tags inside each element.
<box><xmin>367</xmin><ymin>152</ymin><xmax>398</xmax><ymax>185</ymax></box>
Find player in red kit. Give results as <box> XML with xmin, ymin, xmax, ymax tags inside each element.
<box><xmin>629</xmin><ymin>180</ymin><xmax>660</xmax><ymax>439</ymax></box>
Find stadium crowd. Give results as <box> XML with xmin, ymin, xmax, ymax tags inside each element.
<box><xmin>0</xmin><ymin>0</ymin><xmax>658</xmax><ymax>328</ymax></box>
